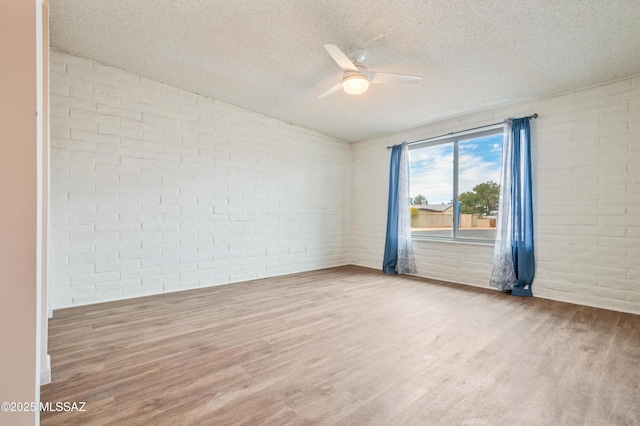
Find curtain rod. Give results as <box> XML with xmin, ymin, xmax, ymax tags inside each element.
<box><xmin>386</xmin><ymin>113</ymin><xmax>538</xmax><ymax>150</ymax></box>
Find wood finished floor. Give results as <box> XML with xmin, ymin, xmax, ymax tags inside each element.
<box><xmin>41</xmin><ymin>266</ymin><xmax>640</xmax><ymax>425</ymax></box>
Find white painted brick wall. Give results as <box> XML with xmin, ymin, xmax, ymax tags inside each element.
<box><xmin>49</xmin><ymin>50</ymin><xmax>351</xmax><ymax>309</ymax></box>
<box><xmin>352</xmin><ymin>74</ymin><xmax>640</xmax><ymax>315</ymax></box>
<box><xmin>50</xmin><ymin>49</ymin><xmax>640</xmax><ymax>315</ymax></box>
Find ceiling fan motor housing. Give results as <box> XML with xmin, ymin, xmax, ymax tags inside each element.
<box><xmin>343</xmin><ymin>64</ymin><xmax>368</xmax><ymax>81</ymax></box>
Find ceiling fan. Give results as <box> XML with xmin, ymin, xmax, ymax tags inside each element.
<box><xmin>318</xmin><ymin>44</ymin><xmax>422</xmax><ymax>99</ymax></box>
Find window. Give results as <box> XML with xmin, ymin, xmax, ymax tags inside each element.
<box><xmin>409</xmin><ymin>127</ymin><xmax>504</xmax><ymax>243</ymax></box>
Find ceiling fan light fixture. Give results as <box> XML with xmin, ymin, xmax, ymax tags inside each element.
<box><xmin>342</xmin><ymin>74</ymin><xmax>369</xmax><ymax>95</ymax></box>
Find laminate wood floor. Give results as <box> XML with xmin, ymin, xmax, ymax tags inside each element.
<box><xmin>41</xmin><ymin>266</ymin><xmax>640</xmax><ymax>425</ymax></box>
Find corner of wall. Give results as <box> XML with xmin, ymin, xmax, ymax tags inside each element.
<box><xmin>40</xmin><ymin>354</ymin><xmax>51</xmax><ymax>385</ymax></box>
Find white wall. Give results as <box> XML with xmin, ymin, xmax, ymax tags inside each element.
<box><xmin>352</xmin><ymin>75</ymin><xmax>640</xmax><ymax>315</ymax></box>
<box><xmin>40</xmin><ymin>0</ymin><xmax>51</xmax><ymax>386</ymax></box>
<box><xmin>49</xmin><ymin>50</ymin><xmax>351</xmax><ymax>309</ymax></box>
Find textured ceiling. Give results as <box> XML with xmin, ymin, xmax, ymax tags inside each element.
<box><xmin>50</xmin><ymin>0</ymin><xmax>640</xmax><ymax>142</ymax></box>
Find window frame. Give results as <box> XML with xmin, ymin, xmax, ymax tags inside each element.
<box><xmin>409</xmin><ymin>125</ymin><xmax>504</xmax><ymax>245</ymax></box>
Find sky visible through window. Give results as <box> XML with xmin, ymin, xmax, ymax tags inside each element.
<box><xmin>409</xmin><ymin>134</ymin><xmax>504</xmax><ymax>204</ymax></box>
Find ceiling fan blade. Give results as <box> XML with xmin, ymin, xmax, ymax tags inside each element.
<box><xmin>369</xmin><ymin>72</ymin><xmax>422</xmax><ymax>84</ymax></box>
<box><xmin>324</xmin><ymin>44</ymin><xmax>358</xmax><ymax>72</ymax></box>
<box><xmin>317</xmin><ymin>81</ymin><xmax>343</xmax><ymax>99</ymax></box>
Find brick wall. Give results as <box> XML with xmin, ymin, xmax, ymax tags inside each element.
<box><xmin>49</xmin><ymin>49</ymin><xmax>640</xmax><ymax>315</ymax></box>
<box><xmin>49</xmin><ymin>50</ymin><xmax>351</xmax><ymax>309</ymax></box>
<box><xmin>352</xmin><ymin>75</ymin><xmax>640</xmax><ymax>315</ymax></box>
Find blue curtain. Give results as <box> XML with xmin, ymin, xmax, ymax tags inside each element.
<box><xmin>510</xmin><ymin>118</ymin><xmax>535</xmax><ymax>296</ymax></box>
<box><xmin>490</xmin><ymin>117</ymin><xmax>535</xmax><ymax>296</ymax></box>
<box><xmin>382</xmin><ymin>145</ymin><xmax>401</xmax><ymax>274</ymax></box>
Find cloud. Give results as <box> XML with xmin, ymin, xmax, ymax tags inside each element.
<box><xmin>410</xmin><ymin>145</ymin><xmax>453</xmax><ymax>203</ymax></box>
<box><xmin>409</xmin><ymin>135</ymin><xmax>503</xmax><ymax>203</ymax></box>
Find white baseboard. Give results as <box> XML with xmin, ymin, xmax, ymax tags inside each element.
<box><xmin>40</xmin><ymin>354</ymin><xmax>51</xmax><ymax>385</ymax></box>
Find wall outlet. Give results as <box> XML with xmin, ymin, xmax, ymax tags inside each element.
<box><xmin>458</xmin><ymin>253</ymin><xmax>464</xmax><ymax>262</ymax></box>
